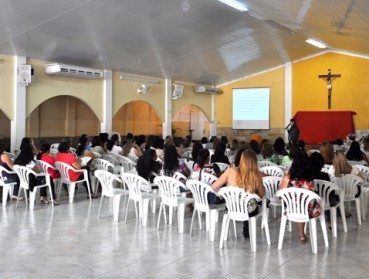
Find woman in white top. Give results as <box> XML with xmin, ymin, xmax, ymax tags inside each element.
<box><xmin>328</xmin><ymin>150</ymin><xmax>363</xmax><ymax>179</ymax></box>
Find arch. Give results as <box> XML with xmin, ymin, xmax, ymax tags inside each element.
<box><xmin>0</xmin><ymin>109</ymin><xmax>11</xmax><ymax>140</ymax></box>
<box><xmin>172</xmin><ymin>104</ymin><xmax>209</xmax><ymax>140</ymax></box>
<box><xmin>113</xmin><ymin>101</ymin><xmax>162</xmax><ymax>136</ymax></box>
<box><xmin>26</xmin><ymin>96</ymin><xmax>100</xmax><ymax>138</ymax></box>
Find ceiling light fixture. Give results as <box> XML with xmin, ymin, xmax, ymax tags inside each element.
<box><xmin>137</xmin><ymin>83</ymin><xmax>151</xmax><ymax>94</ymax></box>
<box><xmin>305</xmin><ymin>39</ymin><xmax>327</xmax><ymax>49</ymax></box>
<box><xmin>218</xmin><ymin>0</ymin><xmax>248</xmax><ymax>12</ymax></box>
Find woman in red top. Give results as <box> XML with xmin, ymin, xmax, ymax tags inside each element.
<box><xmin>55</xmin><ymin>140</ymin><xmax>96</xmax><ymax>198</ymax></box>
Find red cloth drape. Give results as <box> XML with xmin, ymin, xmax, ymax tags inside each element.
<box><xmin>294</xmin><ymin>111</ymin><xmax>356</xmax><ymax>144</ymax></box>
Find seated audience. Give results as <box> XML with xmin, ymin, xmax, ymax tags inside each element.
<box><xmin>346</xmin><ymin>141</ymin><xmax>369</xmax><ymax>164</ymax></box>
<box><xmin>0</xmin><ymin>139</ymin><xmax>19</xmax><ymax>201</ymax></box>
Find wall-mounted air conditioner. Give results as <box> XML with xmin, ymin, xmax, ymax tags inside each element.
<box><xmin>193</xmin><ymin>86</ymin><xmax>223</xmax><ymax>95</ymax></box>
<box><xmin>44</xmin><ymin>63</ymin><xmax>103</xmax><ymax>79</ymax></box>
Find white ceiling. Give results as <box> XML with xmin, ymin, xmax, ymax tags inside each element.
<box><xmin>1</xmin><ymin>0</ymin><xmax>368</xmax><ymax>85</ymax></box>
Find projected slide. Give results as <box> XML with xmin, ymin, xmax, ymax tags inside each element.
<box><xmin>232</xmin><ymin>87</ymin><xmax>270</xmax><ymax>129</ymax></box>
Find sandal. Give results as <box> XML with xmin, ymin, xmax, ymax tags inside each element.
<box><xmin>299</xmin><ymin>235</ymin><xmax>308</xmax><ymax>243</ymax></box>
<box><xmin>345</xmin><ymin>212</ymin><xmax>352</xmax><ymax>218</ymax></box>
<box><xmin>52</xmin><ymin>200</ymin><xmax>60</xmax><ymax>205</ymax></box>
<box><xmin>40</xmin><ymin>197</ymin><xmax>49</xmax><ymax>204</ymax></box>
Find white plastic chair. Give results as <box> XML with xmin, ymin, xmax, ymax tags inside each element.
<box><xmin>154</xmin><ymin>176</ymin><xmax>194</xmax><ymax>233</ymax></box>
<box><xmin>218</xmin><ymin>187</ymin><xmax>270</xmax><ymax>252</ymax></box>
<box><xmin>354</xmin><ymin>164</ymin><xmax>369</xmax><ymax>218</ymax></box>
<box><xmin>0</xmin><ymin>166</ymin><xmax>16</xmax><ymax>206</ymax></box>
<box><xmin>332</xmin><ymin>174</ymin><xmax>364</xmax><ymax>225</ymax></box>
<box><xmin>50</xmin><ymin>143</ymin><xmax>59</xmax><ymax>156</ymax></box>
<box><xmin>4</xmin><ymin>152</ymin><xmax>17</xmax><ymax>162</ymax></box>
<box><xmin>200</xmin><ymin>172</ymin><xmax>218</xmax><ymax>185</ymax></box>
<box><xmin>314</xmin><ymin>179</ymin><xmax>347</xmax><ymax>237</ymax></box>
<box><xmin>184</xmin><ymin>160</ymin><xmax>195</xmax><ymax>173</ymax></box>
<box><xmin>90</xmin><ymin>158</ymin><xmax>117</xmax><ymax>194</ymax></box>
<box><xmin>121</xmin><ymin>173</ymin><xmax>160</xmax><ymax>226</ymax></box>
<box><xmin>35</xmin><ymin>160</ymin><xmax>61</xmax><ymax>196</ymax></box>
<box><xmin>276</xmin><ymin>187</ymin><xmax>329</xmax><ymax>254</ymax></box>
<box><xmin>128</xmin><ymin>154</ymin><xmax>139</xmax><ymax>164</ymax></box>
<box><xmin>13</xmin><ymin>165</ymin><xmax>54</xmax><ymax>211</ymax></box>
<box><xmin>186</xmin><ymin>180</ymin><xmax>225</xmax><ymax>241</ymax></box>
<box><xmin>111</xmin><ymin>153</ymin><xmax>137</xmax><ymax>173</ymax></box>
<box><xmin>259</xmin><ymin>166</ymin><xmax>284</xmax><ymax>178</ymax></box>
<box><xmin>95</xmin><ymin>170</ymin><xmax>129</xmax><ymax>221</ymax></box>
<box><xmin>262</xmin><ymin>176</ymin><xmax>283</xmax><ymax>219</ymax></box>
<box><xmin>101</xmin><ymin>154</ymin><xmax>122</xmax><ymax>174</ymax></box>
<box><xmin>54</xmin><ymin>161</ymin><xmax>92</xmax><ymax>203</ymax></box>
<box><xmin>258</xmin><ymin>161</ymin><xmax>277</xmax><ymax>168</ymax></box>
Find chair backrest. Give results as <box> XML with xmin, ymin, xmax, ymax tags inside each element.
<box><xmin>281</xmin><ymin>161</ymin><xmax>292</xmax><ymax>169</ymax></box>
<box><xmin>101</xmin><ymin>154</ymin><xmax>120</xmax><ymax>166</ymax></box>
<box><xmin>190</xmin><ymin>171</ymin><xmax>199</xmax><ymax>180</ymax></box>
<box><xmin>276</xmin><ymin>187</ymin><xmax>321</xmax><ymax>222</ymax></box>
<box><xmin>181</xmin><ymin>150</ymin><xmax>192</xmax><ymax>160</ymax></box>
<box><xmin>186</xmin><ymin>179</ymin><xmax>212</xmax><ymax>211</ymax></box>
<box><xmin>218</xmin><ymin>187</ymin><xmax>260</xmax><ymax>221</ymax></box>
<box><xmin>172</xmin><ymin>171</ymin><xmax>187</xmax><ymax>184</ymax></box>
<box><xmin>13</xmin><ymin>165</ymin><xmax>49</xmax><ymax>190</ymax></box>
<box><xmin>114</xmin><ymin>154</ymin><xmax>136</xmax><ymax>172</ymax></box>
<box><xmin>50</xmin><ymin>143</ymin><xmax>59</xmax><ymax>156</ymax></box>
<box><xmin>54</xmin><ymin>161</ymin><xmax>75</xmax><ymax>183</ymax></box>
<box><xmin>313</xmin><ymin>179</ymin><xmax>342</xmax><ymax>209</ymax></box>
<box><xmin>95</xmin><ymin>170</ymin><xmax>122</xmax><ymax>198</ymax></box>
<box><xmin>259</xmin><ymin>166</ymin><xmax>284</xmax><ymax>177</ymax></box>
<box><xmin>214</xmin><ymin>162</ymin><xmax>230</xmax><ymax>173</ymax></box>
<box><xmin>154</xmin><ymin>176</ymin><xmax>184</xmax><ymax>206</ymax></box>
<box><xmin>128</xmin><ymin>154</ymin><xmax>139</xmax><ymax>163</ymax></box>
<box><xmin>69</xmin><ymin>147</ymin><xmax>77</xmax><ymax>155</ymax></box>
<box><xmin>332</xmin><ymin>174</ymin><xmax>364</xmax><ymax>198</ymax></box>
<box><xmin>262</xmin><ymin>176</ymin><xmax>283</xmax><ymax>200</ymax></box>
<box><xmin>348</xmin><ymin>160</ymin><xmax>366</xmax><ymax>166</ymax></box>
<box><xmin>184</xmin><ymin>160</ymin><xmax>194</xmax><ymax>173</ymax></box>
<box><xmin>200</xmin><ymin>172</ymin><xmax>218</xmax><ymax>185</ymax></box>
<box><xmin>121</xmin><ymin>173</ymin><xmax>151</xmax><ymax>201</ymax></box>
<box><xmin>91</xmin><ymin>158</ymin><xmax>114</xmax><ymax>173</ymax></box>
<box><xmin>258</xmin><ymin>161</ymin><xmax>277</xmax><ymax>168</ymax></box>
<box><xmin>4</xmin><ymin>152</ymin><xmax>17</xmax><ymax>162</ymax></box>
<box><xmin>321</xmin><ymin>164</ymin><xmax>331</xmax><ymax>174</ymax></box>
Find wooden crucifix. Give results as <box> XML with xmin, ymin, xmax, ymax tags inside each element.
<box><xmin>318</xmin><ymin>69</ymin><xmax>341</xmax><ymax>109</ymax></box>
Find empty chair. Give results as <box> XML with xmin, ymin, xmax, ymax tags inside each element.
<box><xmin>121</xmin><ymin>173</ymin><xmax>160</xmax><ymax>226</ymax></box>
<box><xmin>276</xmin><ymin>187</ymin><xmax>328</xmax><ymax>254</ymax></box>
<box><xmin>13</xmin><ymin>165</ymin><xmax>54</xmax><ymax>210</ymax></box>
<box><xmin>101</xmin><ymin>154</ymin><xmax>122</xmax><ymax>174</ymax></box>
<box><xmin>259</xmin><ymin>166</ymin><xmax>284</xmax><ymax>178</ymax></box>
<box><xmin>154</xmin><ymin>176</ymin><xmax>194</xmax><ymax>233</ymax></box>
<box><xmin>95</xmin><ymin>170</ymin><xmax>129</xmax><ymax>221</ymax></box>
<box><xmin>90</xmin><ymin>158</ymin><xmax>117</xmax><ymax>194</ymax></box>
<box><xmin>218</xmin><ymin>187</ymin><xmax>270</xmax><ymax>252</ymax></box>
<box><xmin>262</xmin><ymin>176</ymin><xmax>283</xmax><ymax>218</ymax></box>
<box><xmin>332</xmin><ymin>174</ymin><xmax>364</xmax><ymax>225</ymax></box>
<box><xmin>112</xmin><ymin>153</ymin><xmax>137</xmax><ymax>173</ymax></box>
<box><xmin>258</xmin><ymin>161</ymin><xmax>277</xmax><ymax>168</ymax></box>
<box><xmin>0</xmin><ymin>166</ymin><xmax>16</xmax><ymax>206</ymax></box>
<box><xmin>54</xmin><ymin>161</ymin><xmax>92</xmax><ymax>203</ymax></box>
<box><xmin>314</xmin><ymin>179</ymin><xmax>347</xmax><ymax>237</ymax></box>
<box><xmin>186</xmin><ymin>180</ymin><xmax>225</xmax><ymax>241</ymax></box>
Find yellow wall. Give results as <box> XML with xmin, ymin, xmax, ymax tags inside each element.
<box><xmin>0</xmin><ymin>55</ymin><xmax>15</xmax><ymax>120</ymax></box>
<box><xmin>293</xmin><ymin>52</ymin><xmax>369</xmax><ymax>129</ymax></box>
<box><xmin>217</xmin><ymin>67</ymin><xmax>286</xmax><ymax>129</ymax></box>
<box><xmin>27</xmin><ymin>58</ymin><xmax>104</xmax><ymax>120</ymax></box>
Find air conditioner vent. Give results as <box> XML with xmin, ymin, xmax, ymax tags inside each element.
<box><xmin>44</xmin><ymin>63</ymin><xmax>103</xmax><ymax>79</ymax></box>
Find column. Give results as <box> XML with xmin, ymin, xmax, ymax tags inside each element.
<box><xmin>285</xmin><ymin>63</ymin><xmax>292</xmax><ymax>142</ymax></box>
<box><xmin>101</xmin><ymin>69</ymin><xmax>113</xmax><ymax>133</ymax></box>
<box><xmin>163</xmin><ymin>79</ymin><xmax>172</xmax><ymax>138</ymax></box>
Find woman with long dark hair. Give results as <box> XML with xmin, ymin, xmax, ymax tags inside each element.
<box><xmin>163</xmin><ymin>145</ymin><xmax>190</xmax><ymax>178</ymax></box>
<box><xmin>136</xmin><ymin>149</ymin><xmax>162</xmax><ymax>183</ymax></box>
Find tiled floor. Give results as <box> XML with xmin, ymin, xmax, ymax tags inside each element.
<box><xmin>1</xmin><ymin>192</ymin><xmax>369</xmax><ymax>279</ymax></box>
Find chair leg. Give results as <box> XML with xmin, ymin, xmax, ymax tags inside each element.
<box><xmin>177</xmin><ymin>204</ymin><xmax>185</xmax><ymax>233</ymax></box>
<box><xmin>157</xmin><ymin>202</ymin><xmax>163</xmax><ymax>230</ymax></box>
<box><xmin>85</xmin><ymin>180</ymin><xmax>92</xmax><ymax>202</ymax></box>
<box><xmin>169</xmin><ymin>206</ymin><xmax>173</xmax><ymax>225</ymax></box>
<box><xmin>233</xmin><ymin>220</ymin><xmax>237</xmax><ymax>238</ymax></box>
<box><xmin>98</xmin><ymin>195</ymin><xmax>104</xmax><ymax>218</ymax></box>
<box><xmin>309</xmin><ymin>219</ymin><xmax>318</xmax><ymax>254</ymax></box>
<box><xmin>209</xmin><ymin>209</ymin><xmax>217</xmax><ymax>242</ymax></box>
<box><xmin>339</xmin><ymin>199</ymin><xmax>347</xmax><ymax>232</ymax></box>
<box><xmin>278</xmin><ymin>216</ymin><xmax>287</xmax><ymax>250</ymax></box>
<box><xmin>319</xmin><ymin>215</ymin><xmax>329</xmax><ymax>248</ymax></box>
<box><xmin>197</xmin><ymin>210</ymin><xmax>202</xmax><ymax>230</ymax></box>
<box><xmin>330</xmin><ymin>208</ymin><xmax>337</xmax><ymax>238</ymax></box>
<box><xmin>124</xmin><ymin>199</ymin><xmax>131</xmax><ymax>223</ymax></box>
<box><xmin>219</xmin><ymin>214</ymin><xmax>229</xmax><ymax>249</ymax></box>
<box><xmin>190</xmin><ymin>209</ymin><xmax>197</xmax><ymax>236</ymax></box>
<box><xmin>249</xmin><ymin>217</ymin><xmax>257</xmax><ymax>252</ymax></box>
<box><xmin>29</xmin><ymin>188</ymin><xmax>37</xmax><ymax>211</ymax></box>
<box><xmin>68</xmin><ymin>183</ymin><xmax>75</xmax><ymax>204</ymax></box>
<box><xmin>355</xmin><ymin>198</ymin><xmax>362</xmax><ymax>226</ymax></box>
<box><xmin>2</xmin><ymin>185</ymin><xmax>9</xmax><ymax>207</ymax></box>
<box><xmin>141</xmin><ymin>199</ymin><xmax>150</xmax><ymax>227</ymax></box>
<box><xmin>48</xmin><ymin>185</ymin><xmax>54</xmax><ymax>209</ymax></box>
<box><xmin>113</xmin><ymin>195</ymin><xmax>121</xmax><ymax>222</ymax></box>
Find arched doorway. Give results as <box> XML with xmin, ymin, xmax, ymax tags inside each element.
<box><xmin>27</xmin><ymin>96</ymin><xmax>100</xmax><ymax>138</ymax></box>
<box><xmin>113</xmin><ymin>101</ymin><xmax>162</xmax><ymax>136</ymax></box>
<box><xmin>0</xmin><ymin>110</ymin><xmax>11</xmax><ymax>149</ymax></box>
<box><xmin>172</xmin><ymin>105</ymin><xmax>209</xmax><ymax>140</ymax></box>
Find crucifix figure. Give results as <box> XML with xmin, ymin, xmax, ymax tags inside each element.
<box><xmin>318</xmin><ymin>69</ymin><xmax>341</xmax><ymax>109</ymax></box>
